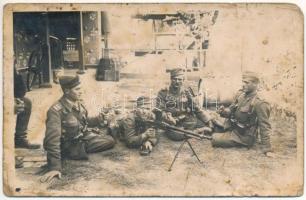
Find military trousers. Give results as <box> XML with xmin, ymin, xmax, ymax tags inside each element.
<box><xmin>62</xmin><ymin>129</ymin><xmax>115</xmax><ymax>160</ymax></box>
<box><xmin>164</xmin><ymin>115</ymin><xmax>205</xmax><ymax>141</ymax></box>
<box><xmin>211</xmin><ymin>129</ymin><xmax>256</xmax><ymax>148</ymax></box>
<box><xmin>124</xmin><ymin>128</ymin><xmax>160</xmax><ymax>149</ymax></box>
<box><xmin>83</xmin><ymin>130</ymin><xmax>115</xmax><ymax>153</ymax></box>
<box><xmin>15</xmin><ymin>97</ymin><xmax>32</xmax><ymax>140</ymax></box>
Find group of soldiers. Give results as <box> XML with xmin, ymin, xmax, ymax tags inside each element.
<box><xmin>15</xmin><ymin>67</ymin><xmax>274</xmax><ymax>183</ymax></box>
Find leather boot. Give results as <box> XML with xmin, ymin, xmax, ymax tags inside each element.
<box><xmin>15</xmin><ymin>138</ymin><xmax>41</xmax><ymax>149</ymax></box>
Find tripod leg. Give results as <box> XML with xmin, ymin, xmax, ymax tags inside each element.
<box><xmin>168</xmin><ymin>140</ymin><xmax>186</xmax><ymax>171</ymax></box>
<box><xmin>186</xmin><ymin>140</ymin><xmax>203</xmax><ymax>165</ymax></box>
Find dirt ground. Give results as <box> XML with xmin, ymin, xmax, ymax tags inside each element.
<box><xmin>13</xmin><ymin>69</ymin><xmax>301</xmax><ymax>196</ymax></box>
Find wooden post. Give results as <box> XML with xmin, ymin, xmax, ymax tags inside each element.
<box><xmin>77</xmin><ymin>11</ymin><xmax>85</xmax><ymax>74</ymax></box>
<box><xmin>153</xmin><ymin>19</ymin><xmax>157</xmax><ymax>54</ymax></box>
<box><xmin>41</xmin><ymin>12</ymin><xmax>52</xmax><ymax>88</ymax></box>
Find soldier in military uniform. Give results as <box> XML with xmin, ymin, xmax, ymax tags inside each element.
<box><xmin>211</xmin><ymin>71</ymin><xmax>274</xmax><ymax>157</ymax></box>
<box><xmin>156</xmin><ymin>68</ymin><xmax>213</xmax><ymax>141</ymax></box>
<box><xmin>40</xmin><ymin>75</ymin><xmax>115</xmax><ymax>183</ymax></box>
<box><xmin>118</xmin><ymin>96</ymin><xmax>159</xmax><ymax>156</ymax></box>
<box><xmin>14</xmin><ymin>66</ymin><xmax>40</xmax><ymax>149</ymax></box>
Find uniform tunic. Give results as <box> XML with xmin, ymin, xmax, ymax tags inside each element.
<box><xmin>119</xmin><ymin>111</ymin><xmax>159</xmax><ymax>148</ymax></box>
<box><xmin>156</xmin><ymin>85</ymin><xmax>211</xmax><ymax>141</ymax></box>
<box><xmin>43</xmin><ymin>96</ymin><xmax>115</xmax><ymax>171</ymax></box>
<box><xmin>212</xmin><ymin>91</ymin><xmax>272</xmax><ymax>152</ymax></box>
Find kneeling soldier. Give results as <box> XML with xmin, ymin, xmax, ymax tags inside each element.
<box><xmin>212</xmin><ymin>71</ymin><xmax>274</xmax><ymax>157</ymax></box>
<box><xmin>41</xmin><ymin>75</ymin><xmax>115</xmax><ymax>182</ymax></box>
<box><xmin>118</xmin><ymin>96</ymin><xmax>159</xmax><ymax>156</ymax></box>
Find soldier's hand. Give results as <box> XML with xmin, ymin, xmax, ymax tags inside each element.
<box><xmin>265</xmin><ymin>152</ymin><xmax>276</xmax><ymax>158</ymax></box>
<box><xmin>136</xmin><ymin>109</ymin><xmax>155</xmax><ymax>121</ymax></box>
<box><xmin>164</xmin><ymin>112</ymin><xmax>177</xmax><ymax>125</ymax></box>
<box><xmin>14</xmin><ymin>98</ymin><xmax>25</xmax><ymax>114</ymax></box>
<box><xmin>99</xmin><ymin>110</ymin><xmax>115</xmax><ymax>126</ymax></box>
<box><xmin>145</xmin><ymin>110</ymin><xmax>156</xmax><ymax>121</ymax></box>
<box><xmin>40</xmin><ymin>170</ymin><xmax>62</xmax><ymax>183</ymax></box>
<box><xmin>144</xmin><ymin>141</ymin><xmax>153</xmax><ymax>152</ymax></box>
<box><xmin>195</xmin><ymin>127</ymin><xmax>212</xmax><ymax>135</ymax></box>
<box><xmin>146</xmin><ymin>128</ymin><xmax>156</xmax><ymax>138</ymax></box>
<box><xmin>218</xmin><ymin>106</ymin><xmax>231</xmax><ymax>117</ymax></box>
<box><xmin>217</xmin><ymin>105</ymin><xmax>225</xmax><ymax>114</ymax></box>
<box><xmin>184</xmin><ymin>89</ymin><xmax>193</xmax><ymax>99</ymax></box>
<box><xmin>142</xmin><ymin>128</ymin><xmax>156</xmax><ymax>139</ymax></box>
<box><xmin>98</xmin><ymin>112</ymin><xmax>106</xmax><ymax>126</ymax></box>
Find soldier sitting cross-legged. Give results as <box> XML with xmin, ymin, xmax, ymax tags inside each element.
<box><xmin>40</xmin><ymin>75</ymin><xmax>115</xmax><ymax>183</ymax></box>
<box><xmin>212</xmin><ymin>71</ymin><xmax>275</xmax><ymax>157</ymax></box>
<box><xmin>156</xmin><ymin>68</ymin><xmax>213</xmax><ymax>141</ymax></box>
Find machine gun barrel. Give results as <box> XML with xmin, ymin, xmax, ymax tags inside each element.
<box><xmin>147</xmin><ymin>120</ymin><xmax>212</xmax><ymax>140</ymax></box>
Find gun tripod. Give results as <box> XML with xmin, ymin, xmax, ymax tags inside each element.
<box><xmin>168</xmin><ymin>138</ymin><xmax>203</xmax><ymax>171</ymax></box>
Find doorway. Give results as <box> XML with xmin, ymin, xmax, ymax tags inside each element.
<box><xmin>13</xmin><ymin>12</ymin><xmax>84</xmax><ymax>89</ymax></box>
<box><xmin>48</xmin><ymin>12</ymin><xmax>82</xmax><ymax>69</ymax></box>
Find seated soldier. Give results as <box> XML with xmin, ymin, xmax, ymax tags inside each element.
<box><xmin>212</xmin><ymin>71</ymin><xmax>274</xmax><ymax>157</ymax></box>
<box><xmin>156</xmin><ymin>68</ymin><xmax>213</xmax><ymax>141</ymax></box>
<box><xmin>118</xmin><ymin>96</ymin><xmax>159</xmax><ymax>156</ymax></box>
<box><xmin>40</xmin><ymin>75</ymin><xmax>115</xmax><ymax>183</ymax></box>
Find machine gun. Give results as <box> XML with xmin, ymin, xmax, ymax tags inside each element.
<box><xmin>147</xmin><ymin>119</ymin><xmax>212</xmax><ymax>171</ymax></box>
<box><xmin>147</xmin><ymin>120</ymin><xmax>212</xmax><ymax>140</ymax></box>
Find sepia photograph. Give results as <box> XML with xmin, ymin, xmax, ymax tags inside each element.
<box><xmin>2</xmin><ymin>2</ymin><xmax>304</xmax><ymax>196</ymax></box>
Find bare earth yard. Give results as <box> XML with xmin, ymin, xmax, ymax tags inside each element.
<box><xmin>13</xmin><ymin>69</ymin><xmax>301</xmax><ymax>196</ymax></box>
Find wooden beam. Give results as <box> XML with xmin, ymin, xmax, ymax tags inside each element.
<box><xmin>77</xmin><ymin>11</ymin><xmax>85</xmax><ymax>74</ymax></box>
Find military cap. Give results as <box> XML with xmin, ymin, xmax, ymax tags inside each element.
<box><xmin>59</xmin><ymin>75</ymin><xmax>81</xmax><ymax>90</ymax></box>
<box><xmin>170</xmin><ymin>68</ymin><xmax>185</xmax><ymax>78</ymax></box>
<box><xmin>242</xmin><ymin>71</ymin><xmax>260</xmax><ymax>83</ymax></box>
<box><xmin>136</xmin><ymin>96</ymin><xmax>152</xmax><ymax>107</ymax></box>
